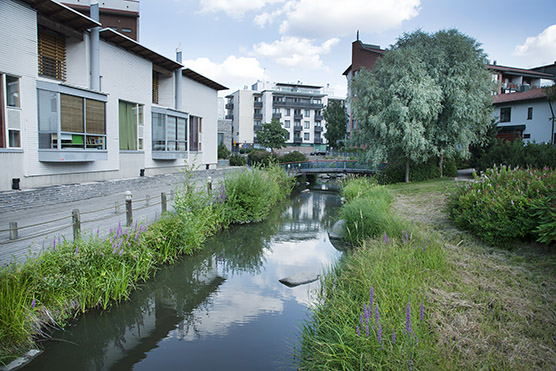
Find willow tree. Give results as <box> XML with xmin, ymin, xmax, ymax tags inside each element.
<box><xmin>352</xmin><ymin>47</ymin><xmax>442</xmax><ymax>182</ymax></box>
<box><xmin>395</xmin><ymin>29</ymin><xmax>494</xmax><ymax>176</ymax></box>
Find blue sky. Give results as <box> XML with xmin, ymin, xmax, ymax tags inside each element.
<box><xmin>139</xmin><ymin>0</ymin><xmax>556</xmax><ymax>97</ymax></box>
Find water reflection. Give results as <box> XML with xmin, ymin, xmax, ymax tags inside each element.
<box><xmin>24</xmin><ymin>190</ymin><xmax>341</xmax><ymax>371</ymax></box>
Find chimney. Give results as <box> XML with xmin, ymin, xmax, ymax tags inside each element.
<box><xmin>175</xmin><ymin>43</ymin><xmax>183</xmax><ymax>111</ymax></box>
<box><xmin>90</xmin><ymin>0</ymin><xmax>100</xmax><ymax>91</ymax></box>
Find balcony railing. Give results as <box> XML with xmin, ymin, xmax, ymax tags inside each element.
<box><xmin>314</xmin><ymin>114</ymin><xmax>323</xmax><ymax>121</ymax></box>
<box><xmin>293</xmin><ymin>126</ymin><xmax>302</xmax><ymax>132</ymax></box>
<box><xmin>254</xmin><ymin>101</ymin><xmax>263</xmax><ymax>108</ymax></box>
<box><xmin>294</xmin><ymin>113</ymin><xmax>303</xmax><ymax>120</ymax></box>
<box><xmin>272</xmin><ymin>113</ymin><xmax>281</xmax><ymax>119</ymax></box>
<box><xmin>314</xmin><ymin>126</ymin><xmax>323</xmax><ymax>133</ymax></box>
<box><xmin>225</xmin><ymin>103</ymin><xmax>234</xmax><ymax>109</ymax></box>
<box><xmin>314</xmin><ymin>138</ymin><xmax>323</xmax><ymax>144</ymax></box>
<box><xmin>225</xmin><ymin>114</ymin><xmax>233</xmax><ymax>120</ymax></box>
<box><xmin>294</xmin><ymin>137</ymin><xmax>302</xmax><ymax>144</ymax></box>
<box><xmin>273</xmin><ymin>101</ymin><xmax>324</xmax><ymax>109</ymax></box>
<box><xmin>254</xmin><ymin>125</ymin><xmax>263</xmax><ymax>132</ymax></box>
<box><xmin>254</xmin><ymin>113</ymin><xmax>263</xmax><ymax>120</ymax></box>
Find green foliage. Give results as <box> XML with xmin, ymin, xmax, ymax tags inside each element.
<box><xmin>256</xmin><ymin>118</ymin><xmax>288</xmax><ymax>150</ymax></box>
<box><xmin>279</xmin><ymin>151</ymin><xmax>307</xmax><ymax>163</ymax></box>
<box><xmin>217</xmin><ymin>142</ymin><xmax>230</xmax><ymax>159</ymax></box>
<box><xmin>298</xmin><ymin>179</ymin><xmax>446</xmax><ymax>369</ymax></box>
<box><xmin>239</xmin><ymin>147</ymin><xmax>254</xmax><ymax>154</ymax></box>
<box><xmin>229</xmin><ymin>153</ymin><xmax>246</xmax><ymax>166</ymax></box>
<box><xmin>247</xmin><ymin>149</ymin><xmax>278</xmax><ymax>167</ymax></box>
<box><xmin>474</xmin><ymin>138</ymin><xmax>556</xmax><ymax>171</ymax></box>
<box><xmin>323</xmin><ymin>100</ymin><xmax>347</xmax><ymax>149</ymax></box>
<box><xmin>379</xmin><ymin>156</ymin><xmax>458</xmax><ymax>184</ymax></box>
<box><xmin>447</xmin><ymin>166</ymin><xmax>556</xmax><ymax>245</ymax></box>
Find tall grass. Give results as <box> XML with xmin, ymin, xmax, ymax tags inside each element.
<box><xmin>0</xmin><ymin>165</ymin><xmax>293</xmax><ymax>364</ymax></box>
<box><xmin>297</xmin><ymin>177</ymin><xmax>448</xmax><ymax>369</ymax></box>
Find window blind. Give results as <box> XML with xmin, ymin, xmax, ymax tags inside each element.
<box><xmin>38</xmin><ymin>28</ymin><xmax>66</xmax><ymax>81</ymax></box>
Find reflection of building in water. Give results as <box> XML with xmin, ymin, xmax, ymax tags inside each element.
<box><xmin>95</xmin><ymin>256</ymin><xmax>225</xmax><ymax>369</ymax></box>
<box><xmin>278</xmin><ymin>192</ymin><xmax>332</xmax><ymax>240</ymax></box>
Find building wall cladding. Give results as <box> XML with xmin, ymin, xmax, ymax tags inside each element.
<box><xmin>218</xmin><ymin>119</ymin><xmax>232</xmax><ymax>151</ymax></box>
<box><xmin>494</xmin><ymin>99</ymin><xmax>553</xmax><ymax>144</ymax></box>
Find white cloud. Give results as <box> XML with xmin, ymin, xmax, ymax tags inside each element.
<box><xmin>183</xmin><ymin>56</ymin><xmax>265</xmax><ymax>91</ymax></box>
<box><xmin>252</xmin><ymin>36</ymin><xmax>340</xmax><ymax>69</ymax></box>
<box><xmin>278</xmin><ymin>0</ymin><xmax>420</xmax><ymax>38</ymax></box>
<box><xmin>199</xmin><ymin>0</ymin><xmax>285</xmax><ymax>18</ymax></box>
<box><xmin>513</xmin><ymin>25</ymin><xmax>556</xmax><ymax>66</ymax></box>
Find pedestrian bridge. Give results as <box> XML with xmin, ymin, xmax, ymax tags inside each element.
<box><xmin>281</xmin><ymin>160</ymin><xmax>385</xmax><ymax>176</ymax></box>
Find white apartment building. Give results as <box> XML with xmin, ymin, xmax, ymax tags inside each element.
<box><xmin>225</xmin><ymin>82</ymin><xmax>334</xmax><ymax>153</ymax></box>
<box><xmin>0</xmin><ymin>0</ymin><xmax>226</xmax><ymax>191</ymax></box>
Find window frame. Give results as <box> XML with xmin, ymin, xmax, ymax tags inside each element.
<box><xmin>527</xmin><ymin>107</ymin><xmax>533</xmax><ymax>120</ymax></box>
<box><xmin>151</xmin><ymin>106</ymin><xmax>188</xmax><ymax>158</ymax></box>
<box><xmin>119</xmin><ymin>100</ymin><xmax>144</xmax><ymax>151</ymax></box>
<box><xmin>303</xmin><ymin>132</ymin><xmax>310</xmax><ymax>141</ymax></box>
<box><xmin>1</xmin><ymin>74</ymin><xmax>22</xmax><ymax>149</ymax></box>
<box><xmin>500</xmin><ymin>107</ymin><xmax>511</xmax><ymax>123</ymax></box>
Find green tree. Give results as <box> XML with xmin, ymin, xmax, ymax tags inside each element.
<box><xmin>257</xmin><ymin>118</ymin><xmax>288</xmax><ymax>152</ymax></box>
<box><xmin>395</xmin><ymin>29</ymin><xmax>494</xmax><ymax>176</ymax></box>
<box><xmin>323</xmin><ymin>100</ymin><xmax>347</xmax><ymax>149</ymax></box>
<box><xmin>352</xmin><ymin>47</ymin><xmax>442</xmax><ymax>182</ymax></box>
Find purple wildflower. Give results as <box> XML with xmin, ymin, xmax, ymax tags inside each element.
<box><xmin>405</xmin><ymin>297</ymin><xmax>412</xmax><ymax>335</ymax></box>
<box><xmin>97</xmin><ymin>227</ymin><xmax>100</xmax><ymax>236</ymax></box>
<box><xmin>360</xmin><ymin>313</ymin><xmax>364</xmax><ymax>329</ymax></box>
<box><xmin>365</xmin><ymin>324</ymin><xmax>369</xmax><ymax>337</ymax></box>
<box><xmin>420</xmin><ymin>301</ymin><xmax>425</xmax><ymax>326</ymax></box>
<box><xmin>384</xmin><ymin>232</ymin><xmax>389</xmax><ymax>245</ymax></box>
<box><xmin>53</xmin><ymin>237</ymin><xmax>57</xmax><ymax>251</ymax></box>
<box><xmin>375</xmin><ymin>305</ymin><xmax>380</xmax><ymax>327</ymax></box>
<box><xmin>119</xmin><ymin>249</ymin><xmax>123</xmax><ymax>257</ymax></box>
<box><xmin>75</xmin><ymin>246</ymin><xmax>78</xmax><ymax>255</ymax></box>
<box><xmin>356</xmin><ymin>325</ymin><xmax>360</xmax><ymax>336</ymax></box>
<box><xmin>377</xmin><ymin>323</ymin><xmax>382</xmax><ymax>345</ymax></box>
<box><xmin>32</xmin><ymin>299</ymin><xmax>35</xmax><ymax>309</ymax></box>
<box><xmin>409</xmin><ymin>358</ymin><xmax>414</xmax><ymax>370</ymax></box>
<box><xmin>392</xmin><ymin>331</ymin><xmax>396</xmax><ymax>344</ymax></box>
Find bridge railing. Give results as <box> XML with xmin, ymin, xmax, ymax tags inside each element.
<box><xmin>280</xmin><ymin>160</ymin><xmax>386</xmax><ymax>174</ymax></box>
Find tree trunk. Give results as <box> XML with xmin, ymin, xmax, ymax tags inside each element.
<box><xmin>439</xmin><ymin>154</ymin><xmax>444</xmax><ymax>178</ymax></box>
<box><xmin>405</xmin><ymin>158</ymin><xmax>410</xmax><ymax>183</ymax></box>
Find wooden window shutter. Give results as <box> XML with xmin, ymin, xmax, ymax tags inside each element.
<box><xmin>38</xmin><ymin>28</ymin><xmax>67</xmax><ymax>81</ymax></box>
<box><xmin>152</xmin><ymin>71</ymin><xmax>159</xmax><ymax>104</ymax></box>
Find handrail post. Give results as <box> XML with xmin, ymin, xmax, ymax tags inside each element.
<box><xmin>72</xmin><ymin>209</ymin><xmax>81</xmax><ymax>241</ymax></box>
<box><xmin>161</xmin><ymin>192</ymin><xmax>167</xmax><ymax>214</ymax></box>
<box><xmin>125</xmin><ymin>191</ymin><xmax>133</xmax><ymax>227</ymax></box>
<box><xmin>9</xmin><ymin>222</ymin><xmax>18</xmax><ymax>240</ymax></box>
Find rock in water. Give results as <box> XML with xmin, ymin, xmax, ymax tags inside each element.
<box><xmin>328</xmin><ymin>219</ymin><xmax>345</xmax><ymax>240</ymax></box>
<box><xmin>279</xmin><ymin>272</ymin><xmax>320</xmax><ymax>287</ymax></box>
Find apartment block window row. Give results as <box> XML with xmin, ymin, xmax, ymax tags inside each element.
<box><xmin>0</xmin><ymin>74</ymin><xmax>21</xmax><ymax>148</ymax></box>
<box><xmin>38</xmin><ymin>27</ymin><xmax>66</xmax><ymax>81</ymax></box>
<box><xmin>152</xmin><ymin>108</ymin><xmax>187</xmax><ymax>152</ymax></box>
<box><xmin>38</xmin><ymin>82</ymin><xmax>107</xmax><ymax>151</ymax></box>
<box><xmin>119</xmin><ymin>101</ymin><xmax>144</xmax><ymax>151</ymax></box>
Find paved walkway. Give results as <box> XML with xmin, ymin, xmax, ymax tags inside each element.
<box><xmin>0</xmin><ymin>166</ymin><xmax>240</xmax><ymax>267</ymax></box>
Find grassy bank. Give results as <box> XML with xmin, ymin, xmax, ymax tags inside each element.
<box><xmin>298</xmin><ymin>177</ymin><xmax>556</xmax><ymax>369</ymax></box>
<box><xmin>0</xmin><ymin>164</ymin><xmax>294</xmax><ymax>365</ymax></box>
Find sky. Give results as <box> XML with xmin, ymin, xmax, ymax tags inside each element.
<box><xmin>139</xmin><ymin>0</ymin><xmax>556</xmax><ymax>98</ymax></box>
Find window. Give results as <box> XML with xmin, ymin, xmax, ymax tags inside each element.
<box><xmin>284</xmin><ymin>120</ymin><xmax>290</xmax><ymax>128</ymax></box>
<box><xmin>294</xmin><ymin>109</ymin><xmax>301</xmax><ymax>116</ymax></box>
<box><xmin>121</xmin><ymin>28</ymin><xmax>132</xmax><ymax>33</ymax></box>
<box><xmin>304</xmin><ymin>121</ymin><xmax>310</xmax><ymax>129</ymax></box>
<box><xmin>152</xmin><ymin>108</ymin><xmax>188</xmax><ymax>152</ymax></box>
<box><xmin>304</xmin><ymin>133</ymin><xmax>310</xmax><ymax>141</ymax></box>
<box><xmin>315</xmin><ymin>121</ymin><xmax>322</xmax><ymax>127</ymax></box>
<box><xmin>152</xmin><ymin>71</ymin><xmax>159</xmax><ymax>104</ymax></box>
<box><xmin>38</xmin><ymin>28</ymin><xmax>66</xmax><ymax>81</ymax></box>
<box><xmin>273</xmin><ymin>108</ymin><xmax>280</xmax><ymax>114</ymax></box>
<box><xmin>304</xmin><ymin>109</ymin><xmax>310</xmax><ymax>117</ymax></box>
<box><xmin>1</xmin><ymin>74</ymin><xmax>21</xmax><ymax>148</ymax></box>
<box><xmin>190</xmin><ymin>115</ymin><xmax>202</xmax><ymax>152</ymax></box>
<box><xmin>294</xmin><ymin>120</ymin><xmax>301</xmax><ymax>127</ymax></box>
<box><xmin>218</xmin><ymin>133</ymin><xmax>224</xmax><ymax>145</ymax></box>
<box><xmin>500</xmin><ymin>107</ymin><xmax>511</xmax><ymax>122</ymax></box>
<box><xmin>527</xmin><ymin>107</ymin><xmax>533</xmax><ymax>120</ymax></box>
<box><xmin>285</xmin><ymin>108</ymin><xmax>290</xmax><ymax>116</ymax></box>
<box><xmin>119</xmin><ymin>100</ymin><xmax>144</xmax><ymax>150</ymax></box>
<box><xmin>38</xmin><ymin>85</ymin><xmax>107</xmax><ymax>151</ymax></box>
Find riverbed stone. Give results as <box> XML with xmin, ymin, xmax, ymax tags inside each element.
<box><xmin>279</xmin><ymin>272</ymin><xmax>320</xmax><ymax>287</ymax></box>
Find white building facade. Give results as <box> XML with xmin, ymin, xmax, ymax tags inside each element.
<box><xmin>0</xmin><ymin>0</ymin><xmax>225</xmax><ymax>191</ymax></box>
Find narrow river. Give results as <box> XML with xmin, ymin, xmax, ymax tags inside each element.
<box><xmin>24</xmin><ymin>187</ymin><xmax>343</xmax><ymax>370</ymax></box>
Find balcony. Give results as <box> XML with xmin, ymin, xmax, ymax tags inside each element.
<box><xmin>225</xmin><ymin>103</ymin><xmax>234</xmax><ymax>109</ymax></box>
<box><xmin>254</xmin><ymin>125</ymin><xmax>263</xmax><ymax>132</ymax></box>
<box><xmin>272</xmin><ymin>113</ymin><xmax>281</xmax><ymax>119</ymax></box>
<box><xmin>294</xmin><ymin>113</ymin><xmax>303</xmax><ymax>120</ymax></box>
<box><xmin>225</xmin><ymin>114</ymin><xmax>233</xmax><ymax>120</ymax></box>
<box><xmin>254</xmin><ymin>113</ymin><xmax>263</xmax><ymax>120</ymax></box>
<box><xmin>293</xmin><ymin>125</ymin><xmax>302</xmax><ymax>132</ymax></box>
<box><xmin>314</xmin><ymin>114</ymin><xmax>323</xmax><ymax>121</ymax></box>
<box><xmin>254</xmin><ymin>101</ymin><xmax>263</xmax><ymax>108</ymax></box>
<box><xmin>294</xmin><ymin>137</ymin><xmax>302</xmax><ymax>144</ymax></box>
<box><xmin>314</xmin><ymin>126</ymin><xmax>323</xmax><ymax>133</ymax></box>
<box><xmin>254</xmin><ymin>136</ymin><xmax>259</xmax><ymax>144</ymax></box>
<box><xmin>314</xmin><ymin>138</ymin><xmax>323</xmax><ymax>144</ymax></box>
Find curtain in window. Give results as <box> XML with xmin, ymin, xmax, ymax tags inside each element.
<box><xmin>119</xmin><ymin>101</ymin><xmax>136</xmax><ymax>150</ymax></box>
<box><xmin>189</xmin><ymin>116</ymin><xmax>199</xmax><ymax>152</ymax></box>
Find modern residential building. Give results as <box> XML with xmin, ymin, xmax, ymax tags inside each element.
<box><xmin>61</xmin><ymin>0</ymin><xmax>140</xmax><ymax>41</ymax></box>
<box><xmin>0</xmin><ymin>0</ymin><xmax>226</xmax><ymax>191</ymax></box>
<box><xmin>343</xmin><ymin>37</ymin><xmax>556</xmax><ymax>145</ymax></box>
<box><xmin>225</xmin><ymin>81</ymin><xmax>336</xmax><ymax>153</ymax></box>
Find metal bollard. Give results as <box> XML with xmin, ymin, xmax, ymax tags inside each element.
<box><xmin>9</xmin><ymin>222</ymin><xmax>18</xmax><ymax>240</ymax></box>
<box><xmin>207</xmin><ymin>176</ymin><xmax>212</xmax><ymax>194</ymax></box>
<box><xmin>161</xmin><ymin>192</ymin><xmax>167</xmax><ymax>214</ymax></box>
<box><xmin>72</xmin><ymin>209</ymin><xmax>81</xmax><ymax>241</ymax></box>
<box><xmin>125</xmin><ymin>191</ymin><xmax>133</xmax><ymax>227</ymax></box>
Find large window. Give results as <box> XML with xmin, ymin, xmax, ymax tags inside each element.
<box><xmin>304</xmin><ymin>121</ymin><xmax>310</xmax><ymax>129</ymax></box>
<box><xmin>1</xmin><ymin>74</ymin><xmax>21</xmax><ymax>148</ymax></box>
<box><xmin>500</xmin><ymin>107</ymin><xmax>511</xmax><ymax>122</ymax></box>
<box><xmin>304</xmin><ymin>132</ymin><xmax>310</xmax><ymax>141</ymax></box>
<box><xmin>190</xmin><ymin>115</ymin><xmax>202</xmax><ymax>152</ymax></box>
<box><xmin>152</xmin><ymin>108</ymin><xmax>187</xmax><ymax>153</ymax></box>
<box><xmin>284</xmin><ymin>120</ymin><xmax>290</xmax><ymax>128</ymax></box>
<box><xmin>38</xmin><ymin>83</ymin><xmax>107</xmax><ymax>151</ymax></box>
<box><xmin>119</xmin><ymin>101</ymin><xmax>144</xmax><ymax>151</ymax></box>
<box><xmin>38</xmin><ymin>28</ymin><xmax>66</xmax><ymax>81</ymax></box>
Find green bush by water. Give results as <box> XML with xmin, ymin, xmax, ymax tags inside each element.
<box><xmin>0</xmin><ymin>165</ymin><xmax>293</xmax><ymax>364</ymax></box>
<box><xmin>229</xmin><ymin>153</ymin><xmax>246</xmax><ymax>166</ymax></box>
<box><xmin>473</xmin><ymin>138</ymin><xmax>556</xmax><ymax>171</ymax></box>
<box><xmin>447</xmin><ymin>165</ymin><xmax>556</xmax><ymax>246</ymax></box>
<box><xmin>379</xmin><ymin>156</ymin><xmax>457</xmax><ymax>184</ymax></box>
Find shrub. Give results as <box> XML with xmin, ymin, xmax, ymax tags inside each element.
<box><xmin>474</xmin><ymin>138</ymin><xmax>556</xmax><ymax>171</ymax></box>
<box><xmin>447</xmin><ymin>165</ymin><xmax>556</xmax><ymax>245</ymax></box>
<box><xmin>217</xmin><ymin>142</ymin><xmax>230</xmax><ymax>159</ymax></box>
<box><xmin>239</xmin><ymin>147</ymin><xmax>254</xmax><ymax>154</ymax></box>
<box><xmin>247</xmin><ymin>150</ymin><xmax>277</xmax><ymax>167</ymax></box>
<box><xmin>279</xmin><ymin>151</ymin><xmax>307</xmax><ymax>163</ymax></box>
<box><xmin>229</xmin><ymin>154</ymin><xmax>246</xmax><ymax>166</ymax></box>
<box><xmin>379</xmin><ymin>157</ymin><xmax>457</xmax><ymax>184</ymax></box>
